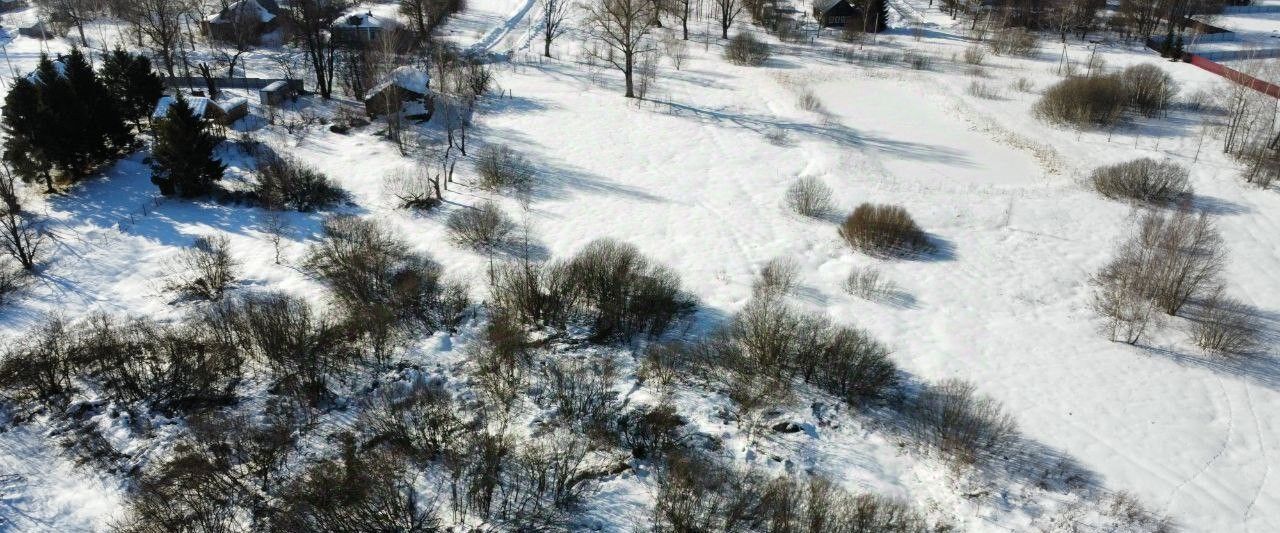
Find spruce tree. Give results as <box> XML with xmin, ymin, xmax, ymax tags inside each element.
<box><xmin>150</xmin><ymin>95</ymin><xmax>226</xmax><ymax>198</ymax></box>
<box><xmin>869</xmin><ymin>0</ymin><xmax>889</xmax><ymax>33</ymax></box>
<box><xmin>62</xmin><ymin>48</ymin><xmax>132</xmax><ymax>163</ymax></box>
<box><xmin>1</xmin><ymin>75</ymin><xmax>55</xmax><ymax>192</ymax></box>
<box><xmin>100</xmin><ymin>48</ymin><xmax>164</xmax><ymax>128</ymax></box>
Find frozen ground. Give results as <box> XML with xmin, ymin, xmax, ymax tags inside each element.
<box><xmin>1</xmin><ymin>0</ymin><xmax>1278</xmax><ymax>531</ymax></box>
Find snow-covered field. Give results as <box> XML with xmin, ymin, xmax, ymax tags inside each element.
<box><xmin>1</xmin><ymin>0</ymin><xmax>1278</xmax><ymax>531</ymax></box>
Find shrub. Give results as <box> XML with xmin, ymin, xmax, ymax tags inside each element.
<box><xmin>1191</xmin><ymin>289</ymin><xmax>1259</xmax><ymax>357</ymax></box>
<box><xmin>966</xmin><ymin>81</ymin><xmax>1001</xmax><ymax>99</ymax></box>
<box><xmin>385</xmin><ymin>167</ymin><xmax>442</xmax><ymax>210</ymax></box>
<box><xmin>359</xmin><ymin>378</ymin><xmax>467</xmax><ymax>461</ymax></box>
<box><xmin>304</xmin><ymin>216</ymin><xmax>447</xmax><ymax>361</ymax></box>
<box><xmin>1035</xmin><ymin>74</ymin><xmax>1126</xmax><ymax>127</ymax></box>
<box><xmin>0</xmin><ymin>260</ymin><xmax>24</xmax><ymax>306</ymax></box>
<box><xmin>275</xmin><ymin>440</ymin><xmax>439</xmax><ymax>531</ymax></box>
<box><xmin>445</xmin><ymin>201</ymin><xmax>516</xmax><ymax>250</ymax></box>
<box><xmin>725</xmin><ymin>32</ymin><xmax>770</xmax><ymax>66</ymax></box>
<box><xmin>475</xmin><ymin>144</ymin><xmax>533</xmax><ymax>192</ymax></box>
<box><xmin>564</xmin><ymin>238</ymin><xmax>695</xmax><ymax>342</ymax></box>
<box><xmin>902</xmin><ymin>51</ymin><xmax>932</xmax><ymax>70</ymax></box>
<box><xmin>617</xmin><ymin>404</ymin><xmax>684</xmax><ymax>460</ymax></box>
<box><xmin>912</xmin><ymin>378</ymin><xmax>1018</xmax><ymax>465</ymax></box>
<box><xmin>254</xmin><ymin>153</ymin><xmax>345</xmax><ymax>211</ymax></box>
<box><xmin>1119</xmin><ymin>64</ymin><xmax>1177</xmax><ymax>116</ymax></box>
<box><xmin>1012</xmin><ymin>77</ymin><xmax>1034</xmax><ymax>92</ymax></box>
<box><xmin>752</xmin><ymin>257</ymin><xmax>799</xmax><ymax>299</ymax></box>
<box><xmin>785</xmin><ymin>177</ymin><xmax>833</xmax><ymax>218</ymax></box>
<box><xmin>838</xmin><ymin>204</ymin><xmax>931</xmax><ymax>256</ymax></box>
<box><xmin>989</xmin><ymin>28</ymin><xmax>1039</xmax><ymax>57</ymax></box>
<box><xmin>962</xmin><ymin>45</ymin><xmax>986</xmax><ymax>65</ymax></box>
<box><xmin>842</xmin><ymin>266</ymin><xmax>899</xmax><ymax>300</ymax></box>
<box><xmin>219</xmin><ymin>292</ymin><xmax>352</xmax><ymax>403</ymax></box>
<box><xmin>169</xmin><ymin>234</ymin><xmax>238</xmax><ymax>301</ymax></box>
<box><xmin>539</xmin><ymin>356</ymin><xmax>621</xmax><ymax>434</ymax></box>
<box><xmin>796</xmin><ymin>88</ymin><xmax>821</xmax><ymax>112</ymax></box>
<box><xmin>1090</xmin><ymin>158</ymin><xmax>1191</xmax><ymax>205</ymax></box>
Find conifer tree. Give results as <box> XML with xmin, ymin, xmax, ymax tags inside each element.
<box><xmin>62</xmin><ymin>48</ymin><xmax>132</xmax><ymax>162</ymax></box>
<box><xmin>100</xmin><ymin>48</ymin><xmax>164</xmax><ymax>128</ymax></box>
<box><xmin>1</xmin><ymin>73</ymin><xmax>55</xmax><ymax>192</ymax></box>
<box><xmin>867</xmin><ymin>0</ymin><xmax>889</xmax><ymax>33</ymax></box>
<box><xmin>150</xmin><ymin>95</ymin><xmax>225</xmax><ymax>198</ymax></box>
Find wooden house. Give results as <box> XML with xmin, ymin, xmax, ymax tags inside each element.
<box><xmin>203</xmin><ymin>0</ymin><xmax>281</xmax><ymax>44</ymax></box>
<box><xmin>364</xmin><ymin>66</ymin><xmax>430</xmax><ymax>118</ymax></box>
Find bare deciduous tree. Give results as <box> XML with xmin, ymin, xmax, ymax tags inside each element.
<box><xmin>285</xmin><ymin>0</ymin><xmax>350</xmax><ymax>99</ymax></box>
<box><xmin>712</xmin><ymin>0</ymin><xmax>742</xmax><ymax>39</ymax></box>
<box><xmin>585</xmin><ymin>0</ymin><xmax>657</xmax><ymax>98</ymax></box>
<box><xmin>119</xmin><ymin>0</ymin><xmax>185</xmax><ymax>76</ymax></box>
<box><xmin>536</xmin><ymin>0</ymin><xmax>572</xmax><ymax>57</ymax></box>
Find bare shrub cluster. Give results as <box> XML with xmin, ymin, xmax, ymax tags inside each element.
<box><xmin>489</xmin><ymin>238</ymin><xmax>695</xmax><ymax>343</ymax></box>
<box><xmin>475</xmin><ymin>144</ymin><xmax>533</xmax><ymax>192</ymax></box>
<box><xmin>1036</xmin><ymin>65</ymin><xmax>1177</xmax><ymax>128</ymax></box>
<box><xmin>445</xmin><ymin>201</ymin><xmax>516</xmax><ymax>250</ymax></box>
<box><xmin>680</xmin><ymin>298</ymin><xmax>898</xmax><ymax>420</ymax></box>
<box><xmin>305</xmin><ymin>216</ymin><xmax>467</xmax><ymax>361</ymax></box>
<box><xmin>843</xmin><ymin>266</ymin><xmax>900</xmax><ymax>300</ymax></box>
<box><xmin>963</xmin><ymin>45</ymin><xmax>987</xmax><ymax>65</ymax></box>
<box><xmin>988</xmin><ymin>28</ymin><xmax>1040</xmax><ymax>57</ymax></box>
<box><xmin>1191</xmin><ymin>288</ymin><xmax>1260</xmax><ymax>357</ymax></box>
<box><xmin>654</xmin><ymin>454</ymin><xmax>933</xmax><ymax>532</ymax></box>
<box><xmin>168</xmin><ymin>234</ymin><xmax>238</xmax><ymax>301</ymax></box>
<box><xmin>967</xmin><ymin>81</ymin><xmax>1002</xmax><ymax>99</ymax></box>
<box><xmin>1091</xmin><ymin>159</ymin><xmax>1191</xmax><ymax>205</ymax></box>
<box><xmin>254</xmin><ymin>153</ymin><xmax>346</xmax><ymax>212</ymax></box>
<box><xmin>751</xmin><ymin>257</ymin><xmax>800</xmax><ymax>299</ymax></box>
<box><xmin>1092</xmin><ymin>211</ymin><xmax>1231</xmax><ymax>346</ymax></box>
<box><xmin>725</xmin><ymin>32</ymin><xmax>770</xmax><ymax>66</ymax></box>
<box><xmin>838</xmin><ymin>203</ymin><xmax>932</xmax><ymax>257</ymax></box>
<box><xmin>385</xmin><ymin>166</ymin><xmax>442</xmax><ymax>210</ymax></box>
<box><xmin>911</xmin><ymin>378</ymin><xmax>1018</xmax><ymax>466</ymax></box>
<box><xmin>785</xmin><ymin>176</ymin><xmax>833</xmax><ymax>218</ymax></box>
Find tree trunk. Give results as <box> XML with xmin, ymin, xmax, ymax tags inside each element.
<box><xmin>624</xmin><ymin>55</ymin><xmax>634</xmax><ymax>98</ymax></box>
<box><xmin>545</xmin><ymin>34</ymin><xmax>552</xmax><ymax>57</ymax></box>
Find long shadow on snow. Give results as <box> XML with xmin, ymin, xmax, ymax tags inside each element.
<box><xmin>649</xmin><ymin>99</ymin><xmax>973</xmax><ymax>166</ymax></box>
<box><xmin>1137</xmin><ymin>303</ymin><xmax>1280</xmax><ymax>391</ymax></box>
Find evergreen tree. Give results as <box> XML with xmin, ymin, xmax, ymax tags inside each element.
<box><xmin>1</xmin><ymin>75</ymin><xmax>55</xmax><ymax>192</ymax></box>
<box><xmin>1172</xmin><ymin>35</ymin><xmax>1184</xmax><ymax>61</ymax></box>
<box><xmin>150</xmin><ymin>95</ymin><xmax>225</xmax><ymax>198</ymax></box>
<box><xmin>100</xmin><ymin>48</ymin><xmax>164</xmax><ymax>128</ymax></box>
<box><xmin>62</xmin><ymin>48</ymin><xmax>132</xmax><ymax>162</ymax></box>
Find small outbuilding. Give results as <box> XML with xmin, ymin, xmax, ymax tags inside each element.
<box><xmin>258</xmin><ymin>80</ymin><xmax>297</xmax><ymax>106</ymax></box>
<box><xmin>364</xmin><ymin>66</ymin><xmax>431</xmax><ymax>118</ymax></box>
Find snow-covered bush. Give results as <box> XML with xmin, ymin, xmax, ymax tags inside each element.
<box><xmin>445</xmin><ymin>201</ymin><xmax>516</xmax><ymax>250</ymax></box>
<box><xmin>963</xmin><ymin>45</ymin><xmax>986</xmax><ymax>65</ymax></box>
<box><xmin>967</xmin><ymin>81</ymin><xmax>1001</xmax><ymax>99</ymax></box>
<box><xmin>254</xmin><ymin>153</ymin><xmax>346</xmax><ymax>212</ymax></box>
<box><xmin>989</xmin><ymin>27</ymin><xmax>1039</xmax><ymax>56</ymax></box>
<box><xmin>912</xmin><ymin>378</ymin><xmax>1018</xmax><ymax>466</ymax></box>
<box><xmin>1090</xmin><ymin>158</ymin><xmax>1191</xmax><ymax>205</ymax></box>
<box><xmin>1191</xmin><ymin>289</ymin><xmax>1260</xmax><ymax>357</ymax></box>
<box><xmin>785</xmin><ymin>176</ymin><xmax>833</xmax><ymax>218</ymax></box>
<box><xmin>725</xmin><ymin>32</ymin><xmax>770</xmax><ymax>66</ymax></box>
<box><xmin>751</xmin><ymin>257</ymin><xmax>800</xmax><ymax>299</ymax></box>
<box><xmin>305</xmin><ymin>216</ymin><xmax>449</xmax><ymax>362</ymax></box>
<box><xmin>1035</xmin><ymin>74</ymin><xmax>1127</xmax><ymax>127</ymax></box>
<box><xmin>1119</xmin><ymin>64</ymin><xmax>1178</xmax><ymax>117</ymax></box>
<box><xmin>169</xmin><ymin>234</ymin><xmax>238</xmax><ymax>301</ymax></box>
<box><xmin>563</xmin><ymin>238</ymin><xmax>696</xmax><ymax>343</ymax></box>
<box><xmin>475</xmin><ymin>144</ymin><xmax>533</xmax><ymax>192</ymax></box>
<box><xmin>838</xmin><ymin>203</ymin><xmax>931</xmax><ymax>256</ymax></box>
<box><xmin>617</xmin><ymin>404</ymin><xmax>684</xmax><ymax>460</ymax></box>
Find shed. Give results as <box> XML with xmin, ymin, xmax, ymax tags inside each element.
<box><xmin>18</xmin><ymin>21</ymin><xmax>56</xmax><ymax>39</ymax></box>
<box><xmin>364</xmin><ymin>66</ymin><xmax>430</xmax><ymax>118</ymax></box>
<box><xmin>258</xmin><ymin>80</ymin><xmax>296</xmax><ymax>106</ymax></box>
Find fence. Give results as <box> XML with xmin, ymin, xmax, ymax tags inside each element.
<box><xmin>163</xmin><ymin>76</ymin><xmax>305</xmax><ymax>93</ymax></box>
<box><xmin>1186</xmin><ymin>53</ymin><xmax>1280</xmax><ymax>98</ymax></box>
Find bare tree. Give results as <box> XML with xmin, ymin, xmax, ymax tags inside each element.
<box><xmin>584</xmin><ymin>0</ymin><xmax>657</xmax><ymax>98</ymax></box>
<box><xmin>668</xmin><ymin>0</ymin><xmax>694</xmax><ymax>40</ymax></box>
<box><xmin>285</xmin><ymin>0</ymin><xmax>350</xmax><ymax>99</ymax></box>
<box><xmin>536</xmin><ymin>0</ymin><xmax>572</xmax><ymax>58</ymax></box>
<box><xmin>36</xmin><ymin>0</ymin><xmax>98</xmax><ymax>47</ymax></box>
<box><xmin>712</xmin><ymin>0</ymin><xmax>742</xmax><ymax>39</ymax></box>
<box><xmin>0</xmin><ymin>169</ymin><xmax>45</xmax><ymax>272</ymax></box>
<box><xmin>119</xmin><ymin>0</ymin><xmax>185</xmax><ymax>77</ymax></box>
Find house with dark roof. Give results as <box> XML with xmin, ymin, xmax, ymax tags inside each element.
<box><xmin>202</xmin><ymin>0</ymin><xmax>282</xmax><ymax>44</ymax></box>
<box><xmin>813</xmin><ymin>0</ymin><xmax>860</xmax><ymax>27</ymax></box>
